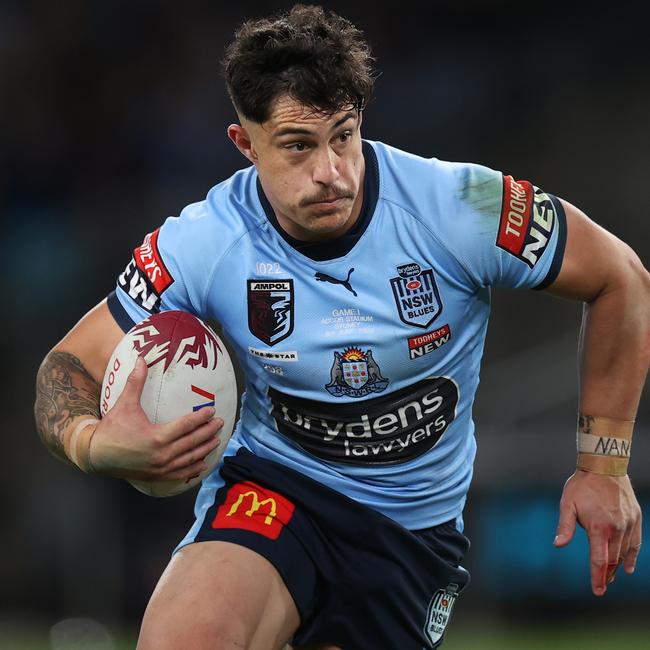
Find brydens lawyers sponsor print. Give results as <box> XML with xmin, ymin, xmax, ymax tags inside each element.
<box><xmin>118</xmin><ymin>229</ymin><xmax>174</xmax><ymax>313</ymax></box>
<box><xmin>247</xmin><ymin>279</ymin><xmax>294</xmax><ymax>346</ymax></box>
<box><xmin>497</xmin><ymin>176</ymin><xmax>556</xmax><ymax>268</ymax></box>
<box><xmin>390</xmin><ymin>263</ymin><xmax>442</xmax><ymax>329</ymax></box>
<box><xmin>269</xmin><ymin>376</ymin><xmax>459</xmax><ymax>465</ymax></box>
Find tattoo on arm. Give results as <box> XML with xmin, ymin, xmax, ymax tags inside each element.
<box><xmin>34</xmin><ymin>351</ymin><xmax>101</xmax><ymax>462</ymax></box>
<box><xmin>578</xmin><ymin>415</ymin><xmax>594</xmax><ymax>435</ymax></box>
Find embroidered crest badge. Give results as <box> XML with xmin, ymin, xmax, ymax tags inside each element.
<box><xmin>325</xmin><ymin>347</ymin><xmax>389</xmax><ymax>398</ymax></box>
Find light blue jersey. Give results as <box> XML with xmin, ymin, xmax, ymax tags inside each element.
<box><xmin>109</xmin><ymin>140</ymin><xmax>566</xmax><ymax>530</ymax></box>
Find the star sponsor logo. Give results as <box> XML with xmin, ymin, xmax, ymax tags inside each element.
<box><xmin>248</xmin><ymin>347</ymin><xmax>298</xmax><ymax>362</ymax></box>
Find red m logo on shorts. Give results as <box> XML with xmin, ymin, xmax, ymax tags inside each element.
<box><xmin>212</xmin><ymin>481</ymin><xmax>295</xmax><ymax>540</ymax></box>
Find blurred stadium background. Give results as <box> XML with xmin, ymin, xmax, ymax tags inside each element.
<box><xmin>1</xmin><ymin>1</ymin><xmax>648</xmax><ymax>648</ymax></box>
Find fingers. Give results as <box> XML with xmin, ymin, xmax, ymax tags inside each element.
<box><xmin>120</xmin><ymin>355</ymin><xmax>148</xmax><ymax>407</ymax></box>
<box><xmin>554</xmin><ymin>500</ymin><xmax>577</xmax><ymax>547</ymax></box>
<box><xmin>164</xmin><ymin>458</ymin><xmax>212</xmax><ymax>482</ymax></box>
<box><xmin>623</xmin><ymin>517</ymin><xmax>642</xmax><ymax>575</ymax></box>
<box><xmin>165</xmin><ymin>416</ymin><xmax>223</xmax><ymax>461</ymax></box>
<box><xmin>163</xmin><ymin>432</ymin><xmax>220</xmax><ymax>475</ymax></box>
<box><xmin>588</xmin><ymin>530</ymin><xmax>609</xmax><ymax>597</ymax></box>
<box><xmin>605</xmin><ymin>524</ymin><xmax>625</xmax><ymax>585</ymax></box>
<box><xmin>147</xmin><ymin>414</ymin><xmax>223</xmax><ymax>477</ymax></box>
<box><xmin>157</xmin><ymin>419</ymin><xmax>222</xmax><ymax>475</ymax></box>
<box><xmin>159</xmin><ymin>405</ymin><xmax>221</xmax><ymax>443</ymax></box>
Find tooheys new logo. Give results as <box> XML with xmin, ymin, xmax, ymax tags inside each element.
<box><xmin>496</xmin><ymin>177</ymin><xmax>556</xmax><ymax>268</ymax></box>
<box><xmin>117</xmin><ymin>229</ymin><xmax>174</xmax><ymax>313</ymax></box>
<box><xmin>269</xmin><ymin>377</ymin><xmax>459</xmax><ymax>465</ymax></box>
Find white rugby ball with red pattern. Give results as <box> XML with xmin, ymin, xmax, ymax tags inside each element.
<box><xmin>101</xmin><ymin>310</ymin><xmax>237</xmax><ymax>497</ymax></box>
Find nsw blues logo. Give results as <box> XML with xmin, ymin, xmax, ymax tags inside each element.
<box><xmin>424</xmin><ymin>583</ymin><xmax>460</xmax><ymax>647</ymax></box>
<box><xmin>390</xmin><ymin>263</ymin><xmax>442</xmax><ymax>329</ymax></box>
<box><xmin>247</xmin><ymin>279</ymin><xmax>294</xmax><ymax>346</ymax></box>
<box><xmin>325</xmin><ymin>347</ymin><xmax>389</xmax><ymax>398</ymax></box>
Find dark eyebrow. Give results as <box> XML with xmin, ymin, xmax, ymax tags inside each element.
<box><xmin>272</xmin><ymin>111</ymin><xmax>357</xmax><ymax>140</ymax></box>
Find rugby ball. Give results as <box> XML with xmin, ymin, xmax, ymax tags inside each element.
<box><xmin>100</xmin><ymin>310</ymin><xmax>237</xmax><ymax>497</ymax></box>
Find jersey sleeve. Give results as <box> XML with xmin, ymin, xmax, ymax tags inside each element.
<box><xmin>439</xmin><ymin>162</ymin><xmax>567</xmax><ymax>290</ymax></box>
<box><xmin>107</xmin><ymin>201</ymin><xmax>215</xmax><ymax>332</ymax></box>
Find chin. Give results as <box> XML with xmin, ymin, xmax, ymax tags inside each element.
<box><xmin>307</xmin><ymin>211</ymin><xmax>352</xmax><ymax>234</ymax></box>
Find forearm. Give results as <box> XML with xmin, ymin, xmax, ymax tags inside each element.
<box><xmin>34</xmin><ymin>350</ymin><xmax>101</xmax><ymax>464</ymax></box>
<box><xmin>578</xmin><ymin>257</ymin><xmax>650</xmax><ymax>420</ymax></box>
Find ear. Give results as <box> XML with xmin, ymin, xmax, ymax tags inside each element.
<box><xmin>227</xmin><ymin>124</ymin><xmax>258</xmax><ymax>165</ymax></box>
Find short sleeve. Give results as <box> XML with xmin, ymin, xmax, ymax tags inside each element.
<box><xmin>440</xmin><ymin>162</ymin><xmax>567</xmax><ymax>291</ymax></box>
<box><xmin>108</xmin><ymin>201</ymin><xmax>214</xmax><ymax>331</ymax></box>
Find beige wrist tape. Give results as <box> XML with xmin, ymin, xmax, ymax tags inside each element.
<box><xmin>576</xmin><ymin>415</ymin><xmax>634</xmax><ymax>476</ymax></box>
<box><xmin>63</xmin><ymin>418</ymin><xmax>99</xmax><ymax>473</ymax></box>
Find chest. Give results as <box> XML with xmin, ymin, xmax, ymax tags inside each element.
<box><xmin>208</xmin><ymin>224</ymin><xmax>480</xmax><ymax>401</ymax></box>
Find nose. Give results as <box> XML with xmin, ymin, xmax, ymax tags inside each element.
<box><xmin>312</xmin><ymin>146</ymin><xmax>340</xmax><ymax>186</ymax></box>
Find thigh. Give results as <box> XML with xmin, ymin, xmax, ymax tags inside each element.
<box><xmin>137</xmin><ymin>540</ymin><xmax>300</xmax><ymax>650</ymax></box>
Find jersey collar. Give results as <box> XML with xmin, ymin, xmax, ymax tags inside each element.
<box><xmin>256</xmin><ymin>140</ymin><xmax>379</xmax><ymax>261</ymax></box>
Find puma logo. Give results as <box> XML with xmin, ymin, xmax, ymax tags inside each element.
<box><xmin>315</xmin><ymin>268</ymin><xmax>357</xmax><ymax>297</ymax></box>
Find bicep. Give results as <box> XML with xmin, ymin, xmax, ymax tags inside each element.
<box><xmin>544</xmin><ymin>198</ymin><xmax>637</xmax><ymax>302</ymax></box>
<box><xmin>53</xmin><ymin>299</ymin><xmax>125</xmax><ymax>382</ymax></box>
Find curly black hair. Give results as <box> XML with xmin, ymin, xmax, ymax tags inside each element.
<box><xmin>223</xmin><ymin>4</ymin><xmax>376</xmax><ymax>123</ymax></box>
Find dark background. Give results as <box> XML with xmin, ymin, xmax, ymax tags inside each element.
<box><xmin>2</xmin><ymin>0</ymin><xmax>648</xmax><ymax>645</ymax></box>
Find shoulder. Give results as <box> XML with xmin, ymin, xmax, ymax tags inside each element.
<box><xmin>160</xmin><ymin>167</ymin><xmax>263</xmax><ymax>254</ymax></box>
<box><xmin>368</xmin><ymin>139</ymin><xmax>503</xmax><ymax>221</ymax></box>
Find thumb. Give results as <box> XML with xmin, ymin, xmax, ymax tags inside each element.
<box><xmin>554</xmin><ymin>502</ymin><xmax>577</xmax><ymax>547</ymax></box>
<box><xmin>120</xmin><ymin>355</ymin><xmax>148</xmax><ymax>407</ymax></box>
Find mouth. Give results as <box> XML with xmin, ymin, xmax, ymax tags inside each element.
<box><xmin>309</xmin><ymin>196</ymin><xmax>349</xmax><ymax>207</ymax></box>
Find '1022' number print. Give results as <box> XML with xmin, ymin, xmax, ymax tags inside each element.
<box><xmin>256</xmin><ymin>262</ymin><xmax>283</xmax><ymax>275</ymax></box>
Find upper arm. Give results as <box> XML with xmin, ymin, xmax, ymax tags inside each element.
<box><xmin>436</xmin><ymin>162</ymin><xmax>566</xmax><ymax>291</ymax></box>
<box><xmin>545</xmin><ymin>199</ymin><xmax>646</xmax><ymax>302</ymax></box>
<box><xmin>53</xmin><ymin>299</ymin><xmax>124</xmax><ymax>383</ymax></box>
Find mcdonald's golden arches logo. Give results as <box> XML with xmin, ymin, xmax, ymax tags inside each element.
<box><xmin>212</xmin><ymin>481</ymin><xmax>295</xmax><ymax>540</ymax></box>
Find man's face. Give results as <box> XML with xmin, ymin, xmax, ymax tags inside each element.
<box><xmin>228</xmin><ymin>95</ymin><xmax>365</xmax><ymax>242</ymax></box>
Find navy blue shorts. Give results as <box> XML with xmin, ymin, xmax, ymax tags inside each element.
<box><xmin>192</xmin><ymin>449</ymin><xmax>470</xmax><ymax>649</ymax></box>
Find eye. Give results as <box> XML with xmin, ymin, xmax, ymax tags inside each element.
<box><xmin>286</xmin><ymin>142</ymin><xmax>307</xmax><ymax>152</ymax></box>
<box><xmin>338</xmin><ymin>131</ymin><xmax>352</xmax><ymax>143</ymax></box>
